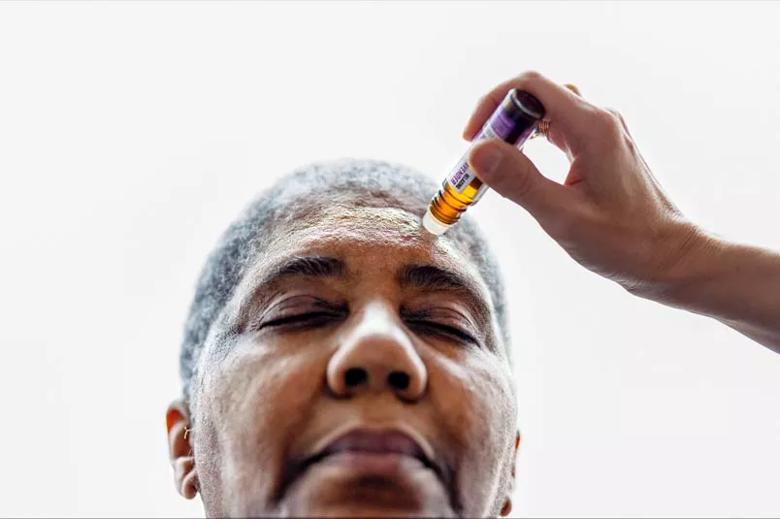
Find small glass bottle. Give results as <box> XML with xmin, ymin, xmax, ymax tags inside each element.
<box><xmin>422</xmin><ymin>89</ymin><xmax>545</xmax><ymax>235</ymax></box>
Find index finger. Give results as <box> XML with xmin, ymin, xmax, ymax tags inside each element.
<box><xmin>462</xmin><ymin>71</ymin><xmax>595</xmax><ymax>151</ymax></box>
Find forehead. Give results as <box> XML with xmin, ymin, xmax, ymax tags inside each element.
<box><xmin>257</xmin><ymin>206</ymin><xmax>481</xmax><ymax>283</ymax></box>
<box><xmin>230</xmin><ymin>206</ymin><xmax>496</xmax><ymax>320</ymax></box>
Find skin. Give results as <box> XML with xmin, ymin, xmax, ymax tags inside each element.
<box><xmin>167</xmin><ymin>206</ymin><xmax>519</xmax><ymax>518</ymax></box>
<box><xmin>465</xmin><ymin>70</ymin><xmax>780</xmax><ymax>352</ymax></box>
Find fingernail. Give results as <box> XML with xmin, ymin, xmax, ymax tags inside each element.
<box><xmin>470</xmin><ymin>146</ymin><xmax>503</xmax><ymax>178</ymax></box>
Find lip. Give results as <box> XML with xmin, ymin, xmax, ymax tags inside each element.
<box><xmin>280</xmin><ymin>426</ymin><xmax>451</xmax><ymax>498</ymax></box>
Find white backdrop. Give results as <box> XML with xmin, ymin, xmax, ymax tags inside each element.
<box><xmin>1</xmin><ymin>2</ymin><xmax>779</xmax><ymax>517</ymax></box>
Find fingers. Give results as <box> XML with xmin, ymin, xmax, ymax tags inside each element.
<box><xmin>468</xmin><ymin>138</ymin><xmax>573</xmax><ymax>221</ymax></box>
<box><xmin>462</xmin><ymin>71</ymin><xmax>601</xmax><ymax>156</ymax></box>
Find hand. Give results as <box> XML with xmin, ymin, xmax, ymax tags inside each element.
<box><xmin>465</xmin><ymin>71</ymin><xmax>705</xmax><ymax>295</ymax></box>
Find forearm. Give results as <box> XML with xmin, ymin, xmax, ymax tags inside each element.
<box><xmin>642</xmin><ymin>229</ymin><xmax>780</xmax><ymax>353</ymax></box>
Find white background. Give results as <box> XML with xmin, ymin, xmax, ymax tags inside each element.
<box><xmin>1</xmin><ymin>2</ymin><xmax>779</xmax><ymax>517</ymax></box>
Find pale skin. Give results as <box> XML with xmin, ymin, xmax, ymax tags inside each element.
<box><xmin>167</xmin><ymin>207</ymin><xmax>519</xmax><ymax>517</ymax></box>
<box><xmin>465</xmin><ymin>70</ymin><xmax>780</xmax><ymax>353</ymax></box>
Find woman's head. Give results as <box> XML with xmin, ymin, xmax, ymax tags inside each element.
<box><xmin>166</xmin><ymin>159</ymin><xmax>519</xmax><ymax>517</ymax></box>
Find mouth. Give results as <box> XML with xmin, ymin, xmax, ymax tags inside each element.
<box><xmin>279</xmin><ymin>427</ymin><xmax>451</xmax><ymax>501</ymax></box>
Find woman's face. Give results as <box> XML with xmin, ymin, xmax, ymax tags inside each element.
<box><xmin>173</xmin><ymin>206</ymin><xmax>518</xmax><ymax>517</ymax></box>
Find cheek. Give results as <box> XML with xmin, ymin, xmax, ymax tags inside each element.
<box><xmin>220</xmin><ymin>334</ymin><xmax>326</xmax><ymax>408</ymax></box>
<box><xmin>427</xmin><ymin>351</ymin><xmax>516</xmax><ymax>513</ymax></box>
<box><xmin>194</xmin><ymin>336</ymin><xmax>329</xmax><ymax>510</ymax></box>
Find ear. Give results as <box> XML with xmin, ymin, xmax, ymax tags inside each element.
<box><xmin>500</xmin><ymin>430</ymin><xmax>521</xmax><ymax>517</ymax></box>
<box><xmin>166</xmin><ymin>399</ymin><xmax>198</xmax><ymax>499</ymax></box>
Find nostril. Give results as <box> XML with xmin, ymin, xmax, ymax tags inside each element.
<box><xmin>387</xmin><ymin>371</ymin><xmax>410</xmax><ymax>391</ymax></box>
<box><xmin>344</xmin><ymin>367</ymin><xmax>367</xmax><ymax>387</ymax></box>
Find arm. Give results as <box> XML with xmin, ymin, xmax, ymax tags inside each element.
<box><xmin>648</xmin><ymin>231</ymin><xmax>780</xmax><ymax>352</ymax></box>
<box><xmin>463</xmin><ymin>70</ymin><xmax>780</xmax><ymax>353</ymax></box>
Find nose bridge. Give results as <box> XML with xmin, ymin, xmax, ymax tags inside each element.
<box><xmin>326</xmin><ymin>299</ymin><xmax>427</xmax><ymax>400</ymax></box>
<box><xmin>353</xmin><ymin>299</ymin><xmax>408</xmax><ymax>343</ymax></box>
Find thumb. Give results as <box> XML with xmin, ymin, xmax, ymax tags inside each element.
<box><xmin>468</xmin><ymin>139</ymin><xmax>568</xmax><ymax>220</ymax></box>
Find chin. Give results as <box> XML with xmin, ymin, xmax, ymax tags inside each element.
<box><xmin>280</xmin><ymin>455</ymin><xmax>456</xmax><ymax>518</ymax></box>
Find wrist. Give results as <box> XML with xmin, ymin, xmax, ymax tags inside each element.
<box><xmin>626</xmin><ymin>220</ymin><xmax>724</xmax><ymax>305</ymax></box>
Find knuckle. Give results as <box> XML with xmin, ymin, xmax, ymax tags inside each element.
<box><xmin>515</xmin><ymin>70</ymin><xmax>544</xmax><ymax>89</ymax></box>
<box><xmin>518</xmin><ymin>69</ymin><xmax>543</xmax><ymax>82</ymax></box>
<box><xmin>595</xmin><ymin>107</ymin><xmax>620</xmax><ymax>125</ymax></box>
<box><xmin>604</xmin><ymin>107</ymin><xmax>627</xmax><ymax>126</ymax></box>
<box><xmin>593</xmin><ymin>108</ymin><xmax>623</xmax><ymax>140</ymax></box>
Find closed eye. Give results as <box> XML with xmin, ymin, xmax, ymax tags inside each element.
<box><xmin>405</xmin><ymin>319</ymin><xmax>478</xmax><ymax>345</ymax></box>
<box><xmin>254</xmin><ymin>308</ymin><xmax>478</xmax><ymax>345</ymax></box>
<box><xmin>256</xmin><ymin>311</ymin><xmax>344</xmax><ymax>330</ymax></box>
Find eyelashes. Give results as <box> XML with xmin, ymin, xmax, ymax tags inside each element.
<box><xmin>253</xmin><ymin>298</ymin><xmax>348</xmax><ymax>330</ymax></box>
<box><xmin>404</xmin><ymin>319</ymin><xmax>478</xmax><ymax>345</ymax></box>
<box><xmin>255</xmin><ymin>310</ymin><xmax>478</xmax><ymax>346</ymax></box>
<box><xmin>257</xmin><ymin>311</ymin><xmax>344</xmax><ymax>329</ymax></box>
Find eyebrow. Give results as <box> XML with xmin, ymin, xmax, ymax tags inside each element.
<box><xmin>265</xmin><ymin>255</ymin><xmax>347</xmax><ymax>282</ymax></box>
<box><xmin>396</xmin><ymin>264</ymin><xmax>492</xmax><ymax>331</ymax></box>
<box><xmin>238</xmin><ymin>255</ymin><xmax>492</xmax><ymax>337</ymax></box>
<box><xmin>236</xmin><ymin>255</ymin><xmax>347</xmax><ymax>323</ymax></box>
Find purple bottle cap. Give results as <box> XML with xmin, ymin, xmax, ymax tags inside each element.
<box><xmin>510</xmin><ymin>90</ymin><xmax>545</xmax><ymax>120</ymax></box>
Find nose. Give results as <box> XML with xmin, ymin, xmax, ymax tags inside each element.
<box><xmin>327</xmin><ymin>301</ymin><xmax>427</xmax><ymax>401</ymax></box>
